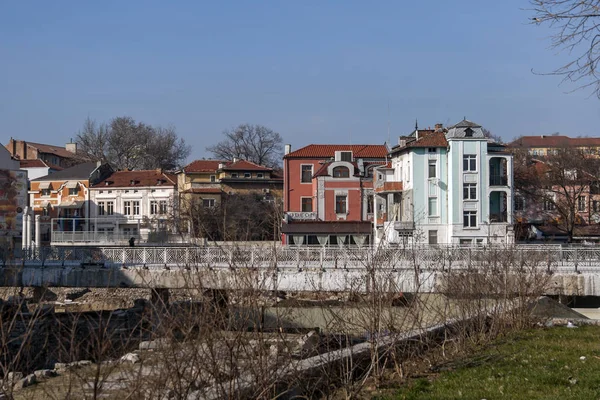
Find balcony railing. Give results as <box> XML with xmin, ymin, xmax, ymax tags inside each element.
<box><xmin>394</xmin><ymin>221</ymin><xmax>415</xmax><ymax>231</ymax></box>
<box><xmin>490</xmin><ymin>212</ymin><xmax>508</xmax><ymax>223</ymax></box>
<box><xmin>374</xmin><ymin>181</ymin><xmax>403</xmax><ymax>193</ymax></box>
<box><xmin>51</xmin><ymin>232</ymin><xmax>141</xmax><ymax>245</ymax></box>
<box><xmin>489</xmin><ymin>175</ymin><xmax>508</xmax><ymax>186</ymax></box>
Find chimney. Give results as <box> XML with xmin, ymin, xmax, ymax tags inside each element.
<box><xmin>65</xmin><ymin>140</ymin><xmax>77</xmax><ymax>154</ymax></box>
<box><xmin>218</xmin><ymin>163</ymin><xmax>224</xmax><ymax>169</ymax></box>
<box><xmin>23</xmin><ymin>141</ymin><xmax>27</xmax><ymax>159</ymax></box>
<box><xmin>233</xmin><ymin>157</ymin><xmax>239</xmax><ymax>163</ymax></box>
<box><xmin>435</xmin><ymin>123</ymin><xmax>443</xmax><ymax>131</ymax></box>
<box><xmin>284</xmin><ymin>144</ymin><xmax>291</xmax><ymax>155</ymax></box>
<box><xmin>11</xmin><ymin>138</ymin><xmax>16</xmax><ymax>157</ymax></box>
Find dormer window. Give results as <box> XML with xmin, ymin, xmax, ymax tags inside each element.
<box><xmin>465</xmin><ymin>127</ymin><xmax>474</xmax><ymax>137</ymax></box>
<box><xmin>333</xmin><ymin>166</ymin><xmax>350</xmax><ymax>178</ymax></box>
<box><xmin>130</xmin><ymin>180</ymin><xmax>135</xmax><ymax>185</ymax></box>
<box><xmin>244</xmin><ymin>173</ymin><xmax>251</xmax><ymax>178</ymax></box>
<box><xmin>335</xmin><ymin>151</ymin><xmax>353</xmax><ymax>162</ymax></box>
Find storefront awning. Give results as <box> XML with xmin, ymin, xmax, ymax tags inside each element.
<box><xmin>38</xmin><ymin>182</ymin><xmax>51</xmax><ymax>189</ymax></box>
<box><xmin>59</xmin><ymin>201</ymin><xmax>84</xmax><ymax>209</ymax></box>
<box><xmin>281</xmin><ymin>221</ymin><xmax>372</xmax><ymax>235</ymax></box>
<box><xmin>66</xmin><ymin>181</ymin><xmax>79</xmax><ymax>189</ymax></box>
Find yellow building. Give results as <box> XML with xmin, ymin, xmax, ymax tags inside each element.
<box><xmin>509</xmin><ymin>135</ymin><xmax>600</xmax><ymax>156</ymax></box>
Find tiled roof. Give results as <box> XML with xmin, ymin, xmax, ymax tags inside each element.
<box><xmin>33</xmin><ymin>162</ymin><xmax>99</xmax><ymax>181</ymax></box>
<box><xmin>449</xmin><ymin>119</ymin><xmax>481</xmax><ymax>129</ymax></box>
<box><xmin>91</xmin><ymin>170</ymin><xmax>176</xmax><ymax>188</ymax></box>
<box><xmin>20</xmin><ymin>159</ymin><xmax>48</xmax><ymax>168</ymax></box>
<box><xmin>390</xmin><ymin>131</ymin><xmax>448</xmax><ymax>153</ymax></box>
<box><xmin>284</xmin><ymin>144</ymin><xmax>388</xmax><ymax>159</ymax></box>
<box><xmin>183</xmin><ymin>160</ymin><xmax>227</xmax><ymax>173</ymax></box>
<box><xmin>182</xmin><ymin>188</ymin><xmax>223</xmax><ymax>194</ymax></box>
<box><xmin>509</xmin><ymin>135</ymin><xmax>600</xmax><ymax>148</ymax></box>
<box><xmin>221</xmin><ymin>160</ymin><xmax>272</xmax><ymax>171</ymax></box>
<box><xmin>27</xmin><ymin>141</ymin><xmax>81</xmax><ymax>159</ymax></box>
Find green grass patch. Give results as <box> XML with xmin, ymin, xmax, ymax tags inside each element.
<box><xmin>388</xmin><ymin>325</ymin><xmax>600</xmax><ymax>400</ymax></box>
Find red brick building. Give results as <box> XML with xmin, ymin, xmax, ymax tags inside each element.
<box><xmin>282</xmin><ymin>144</ymin><xmax>388</xmax><ymax>246</ymax></box>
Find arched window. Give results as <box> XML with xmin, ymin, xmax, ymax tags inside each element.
<box><xmin>333</xmin><ymin>166</ymin><xmax>350</xmax><ymax>178</ymax></box>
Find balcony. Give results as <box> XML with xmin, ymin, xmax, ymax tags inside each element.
<box><xmin>490</xmin><ymin>212</ymin><xmax>508</xmax><ymax>223</ymax></box>
<box><xmin>394</xmin><ymin>221</ymin><xmax>415</xmax><ymax>231</ymax></box>
<box><xmin>374</xmin><ymin>181</ymin><xmax>403</xmax><ymax>194</ymax></box>
<box><xmin>489</xmin><ymin>175</ymin><xmax>508</xmax><ymax>187</ymax></box>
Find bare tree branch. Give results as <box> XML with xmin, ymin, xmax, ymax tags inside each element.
<box><xmin>76</xmin><ymin>117</ymin><xmax>191</xmax><ymax>171</ymax></box>
<box><xmin>207</xmin><ymin>124</ymin><xmax>283</xmax><ymax>168</ymax></box>
<box><xmin>530</xmin><ymin>0</ymin><xmax>600</xmax><ymax>97</ymax></box>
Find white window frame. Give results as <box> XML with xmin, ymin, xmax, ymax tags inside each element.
<box><xmin>124</xmin><ymin>201</ymin><xmax>132</xmax><ymax>215</ymax></box>
<box><xmin>428</xmin><ymin>160</ymin><xmax>437</xmax><ymax>179</ymax></box>
<box><xmin>463</xmin><ymin>183</ymin><xmax>477</xmax><ymax>200</ymax></box>
<box><xmin>463</xmin><ymin>210</ymin><xmax>477</xmax><ymax>228</ymax></box>
<box><xmin>159</xmin><ymin>200</ymin><xmax>168</xmax><ymax>214</ymax></box>
<box><xmin>463</xmin><ymin>154</ymin><xmax>477</xmax><ymax>172</ymax></box>
<box><xmin>578</xmin><ymin>196</ymin><xmax>586</xmax><ymax>212</ymax></box>
<box><xmin>106</xmin><ymin>201</ymin><xmax>114</xmax><ymax>215</ymax></box>
<box><xmin>428</xmin><ymin>197</ymin><xmax>438</xmax><ymax>217</ymax></box>
<box><xmin>150</xmin><ymin>200</ymin><xmax>158</xmax><ymax>215</ymax></box>
<box><xmin>97</xmin><ymin>201</ymin><xmax>105</xmax><ymax>216</ymax></box>
<box><xmin>335</xmin><ymin>194</ymin><xmax>347</xmax><ymax>214</ymax></box>
<box><xmin>133</xmin><ymin>201</ymin><xmax>140</xmax><ymax>216</ymax></box>
<box><xmin>210</xmin><ymin>175</ymin><xmax>216</xmax><ymax>183</ymax></box>
<box><xmin>202</xmin><ymin>198</ymin><xmax>215</xmax><ymax>208</ymax></box>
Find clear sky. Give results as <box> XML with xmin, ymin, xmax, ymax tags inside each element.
<box><xmin>1</xmin><ymin>1</ymin><xmax>598</xmax><ymax>162</ymax></box>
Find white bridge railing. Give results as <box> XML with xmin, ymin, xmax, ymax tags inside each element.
<box><xmin>7</xmin><ymin>244</ymin><xmax>600</xmax><ymax>272</ymax></box>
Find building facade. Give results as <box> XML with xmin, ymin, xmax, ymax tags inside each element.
<box><xmin>178</xmin><ymin>158</ymin><xmax>283</xmax><ymax>213</ymax></box>
<box><xmin>29</xmin><ymin>162</ymin><xmax>113</xmax><ymax>245</ymax></box>
<box><xmin>0</xmin><ymin>146</ymin><xmax>27</xmax><ymax>250</ymax></box>
<box><xmin>5</xmin><ymin>139</ymin><xmax>86</xmax><ymax>169</ymax></box>
<box><xmin>375</xmin><ymin>120</ymin><xmax>514</xmax><ymax>246</ymax></box>
<box><xmin>509</xmin><ymin>135</ymin><xmax>600</xmax><ymax>157</ymax></box>
<box><xmin>89</xmin><ymin>170</ymin><xmax>178</xmax><ymax>243</ymax></box>
<box><xmin>282</xmin><ymin>144</ymin><xmax>388</xmax><ymax>246</ymax></box>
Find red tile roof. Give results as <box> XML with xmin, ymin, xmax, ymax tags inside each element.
<box><xmin>183</xmin><ymin>160</ymin><xmax>227</xmax><ymax>173</ymax></box>
<box><xmin>509</xmin><ymin>135</ymin><xmax>600</xmax><ymax>148</ymax></box>
<box><xmin>27</xmin><ymin>142</ymin><xmax>82</xmax><ymax>159</ymax></box>
<box><xmin>182</xmin><ymin>188</ymin><xmax>222</xmax><ymax>194</ymax></box>
<box><xmin>284</xmin><ymin>144</ymin><xmax>388</xmax><ymax>159</ymax></box>
<box><xmin>20</xmin><ymin>159</ymin><xmax>48</xmax><ymax>168</ymax></box>
<box><xmin>92</xmin><ymin>170</ymin><xmax>176</xmax><ymax>188</ymax></box>
<box><xmin>221</xmin><ymin>160</ymin><xmax>272</xmax><ymax>171</ymax></box>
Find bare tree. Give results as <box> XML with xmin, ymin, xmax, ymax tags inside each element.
<box><xmin>76</xmin><ymin>117</ymin><xmax>191</xmax><ymax>171</ymax></box>
<box><xmin>514</xmin><ymin>145</ymin><xmax>600</xmax><ymax>240</ymax></box>
<box><xmin>207</xmin><ymin>124</ymin><xmax>283</xmax><ymax>168</ymax></box>
<box><xmin>530</xmin><ymin>0</ymin><xmax>600</xmax><ymax>97</ymax></box>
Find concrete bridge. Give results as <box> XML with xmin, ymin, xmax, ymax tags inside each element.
<box><xmin>2</xmin><ymin>245</ymin><xmax>600</xmax><ymax>295</ymax></box>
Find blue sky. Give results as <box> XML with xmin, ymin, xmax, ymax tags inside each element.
<box><xmin>1</xmin><ymin>1</ymin><xmax>598</xmax><ymax>161</ymax></box>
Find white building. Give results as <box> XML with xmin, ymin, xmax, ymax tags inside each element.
<box><xmin>374</xmin><ymin>120</ymin><xmax>514</xmax><ymax>246</ymax></box>
<box><xmin>88</xmin><ymin>170</ymin><xmax>178</xmax><ymax>242</ymax></box>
